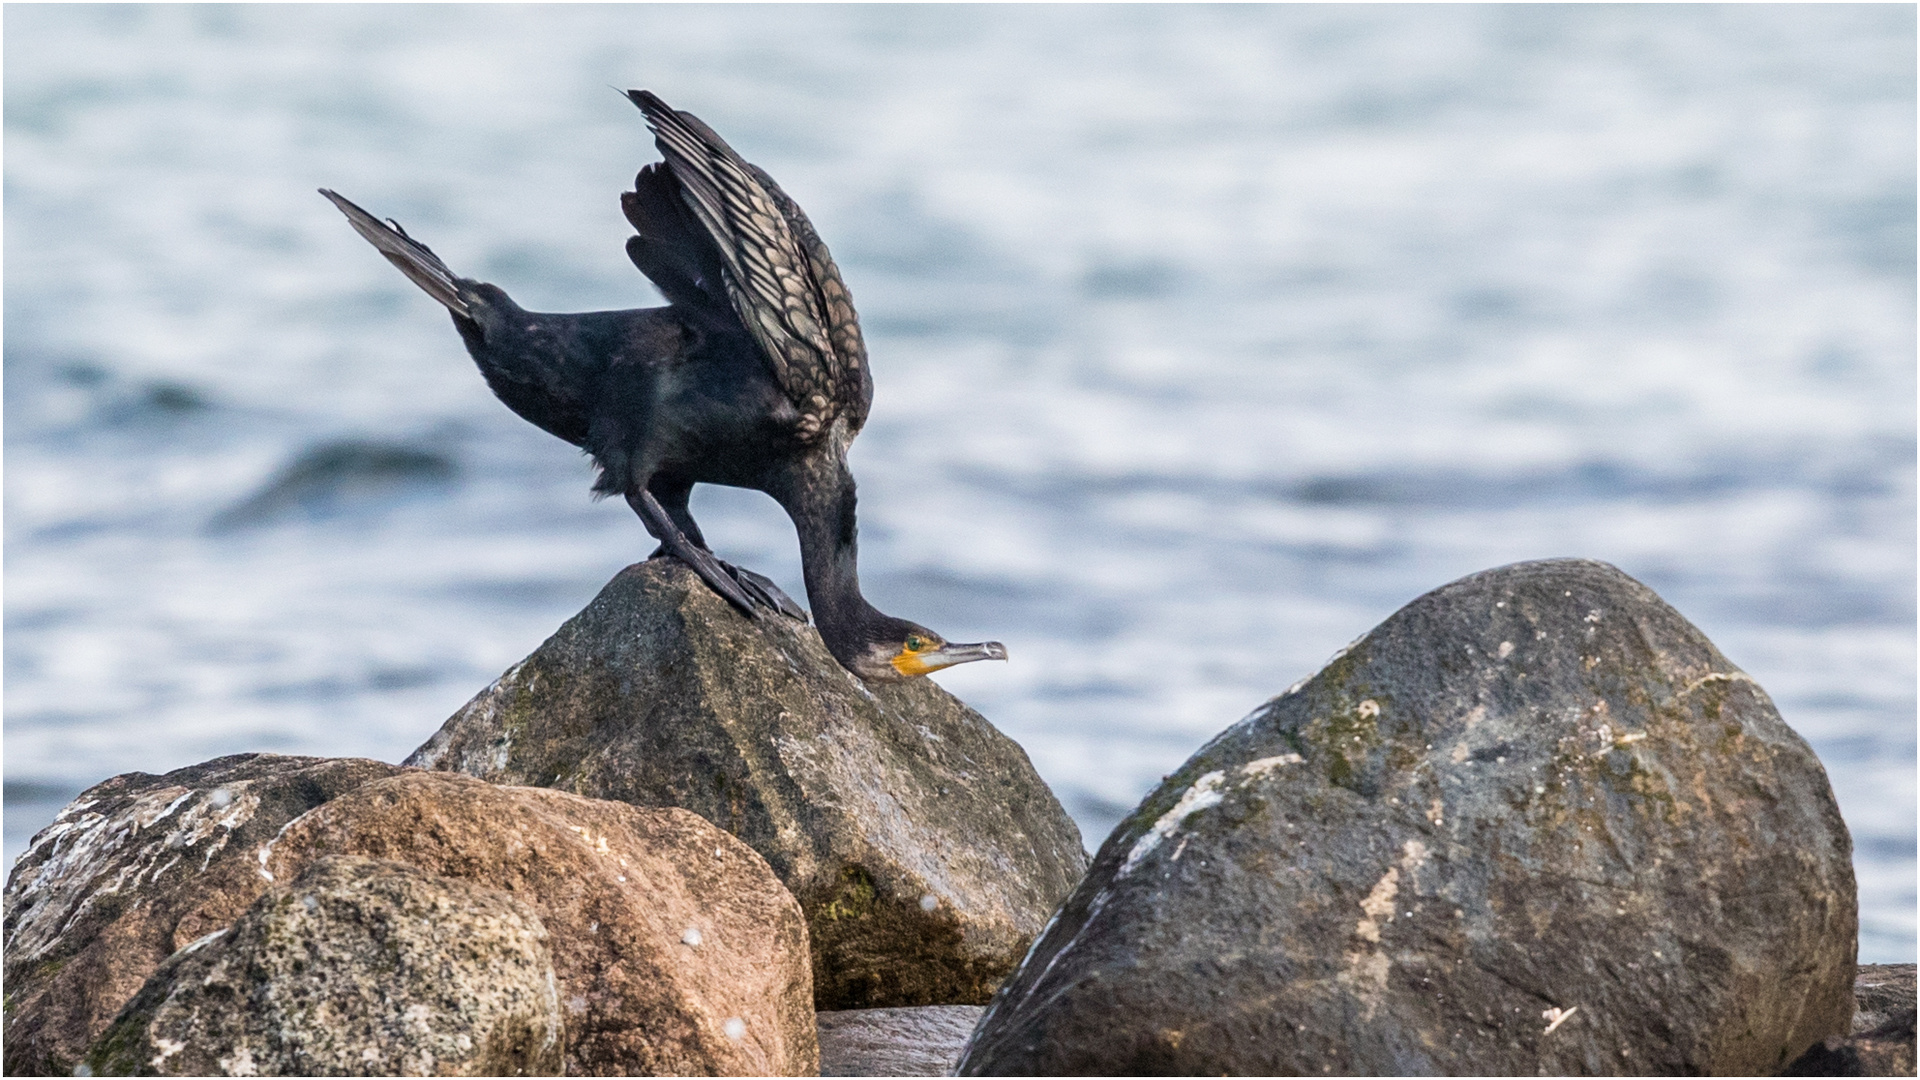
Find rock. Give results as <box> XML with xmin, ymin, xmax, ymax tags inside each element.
<box><xmin>957</xmin><ymin>558</ymin><xmax>1856</xmax><ymax>1076</ymax></box>
<box><xmin>406</xmin><ymin>559</ymin><xmax>1087</xmax><ymax>1009</ymax></box>
<box><xmin>1782</xmin><ymin>964</ymin><xmax>1917</xmax><ymax>1077</ymax></box>
<box><xmin>817</xmin><ymin>1006</ymin><xmax>985</xmax><ymax>1077</ymax></box>
<box><xmin>1850</xmin><ymin>964</ymin><xmax>1917</xmax><ymax>1035</ymax></box>
<box><xmin>3</xmin><ymin>754</ymin><xmax>404</xmax><ymax>1076</ymax></box>
<box><xmin>208</xmin><ymin>438</ymin><xmax>458</xmax><ymax>531</ymax></box>
<box><xmin>253</xmin><ymin>771</ymin><xmax>817</xmax><ymax>1076</ymax></box>
<box><xmin>83</xmin><ymin>855</ymin><xmax>564</xmax><ymax>1077</ymax></box>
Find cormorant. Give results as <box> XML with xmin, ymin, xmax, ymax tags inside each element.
<box><xmin>322</xmin><ymin>90</ymin><xmax>1005</xmax><ymax>683</ymax></box>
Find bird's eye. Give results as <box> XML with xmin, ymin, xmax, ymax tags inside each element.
<box><xmin>905</xmin><ymin>636</ymin><xmax>926</xmax><ymax>652</ymax></box>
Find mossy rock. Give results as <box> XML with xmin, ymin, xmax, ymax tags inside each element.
<box><xmin>408</xmin><ymin>560</ymin><xmax>1087</xmax><ymax>1008</ymax></box>
<box><xmin>959</xmin><ymin>559</ymin><xmax>1855</xmax><ymax>1076</ymax></box>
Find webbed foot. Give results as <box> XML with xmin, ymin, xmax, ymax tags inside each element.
<box><xmin>719</xmin><ymin>561</ymin><xmax>809</xmax><ymax>623</ymax></box>
<box><xmin>635</xmin><ymin>514</ymin><xmax>808</xmax><ymax>622</ymax></box>
<box><xmin>629</xmin><ymin>491</ymin><xmax>760</xmax><ymax>617</ymax></box>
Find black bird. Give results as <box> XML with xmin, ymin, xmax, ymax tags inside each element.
<box><xmin>322</xmin><ymin>90</ymin><xmax>1006</xmax><ymax>683</ymax></box>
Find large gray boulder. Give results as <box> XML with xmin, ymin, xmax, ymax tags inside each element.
<box><xmin>3</xmin><ymin>754</ymin><xmax>404</xmax><ymax>1076</ymax></box>
<box><xmin>957</xmin><ymin>558</ymin><xmax>1856</xmax><ymax>1076</ymax></box>
<box><xmin>83</xmin><ymin>855</ymin><xmax>564</xmax><ymax>1077</ymax></box>
<box><xmin>407</xmin><ymin>560</ymin><xmax>1086</xmax><ymax>1009</ymax></box>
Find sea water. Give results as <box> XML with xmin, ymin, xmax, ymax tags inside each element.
<box><xmin>6</xmin><ymin>5</ymin><xmax>1913</xmax><ymax>960</ymax></box>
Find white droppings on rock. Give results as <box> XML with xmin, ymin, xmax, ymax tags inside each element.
<box><xmin>1240</xmin><ymin>754</ymin><xmax>1304</xmax><ymax>777</ymax></box>
<box><xmin>1541</xmin><ymin>1005</ymin><xmax>1578</xmax><ymax>1034</ymax></box>
<box><xmin>145</xmin><ymin>790</ymin><xmax>197</xmax><ymax>829</ymax></box>
<box><xmin>920</xmin><ymin>893</ymin><xmax>939</xmax><ymax>912</ymax></box>
<box><xmin>216</xmin><ymin>1044</ymin><xmax>258</xmax><ymax>1076</ymax></box>
<box><xmin>1121</xmin><ymin>770</ymin><xmax>1226</xmax><ymax>876</ymax></box>
<box><xmin>1679</xmin><ymin>670</ymin><xmax>1755</xmax><ymax>697</ymax></box>
<box><xmin>150</xmin><ymin>1038</ymin><xmax>187</xmax><ymax>1069</ymax></box>
<box><xmin>681</xmin><ymin>927</ymin><xmax>703</xmax><ymax>947</ymax></box>
<box><xmin>180</xmin><ymin>927</ymin><xmax>229</xmax><ymax>955</ymax></box>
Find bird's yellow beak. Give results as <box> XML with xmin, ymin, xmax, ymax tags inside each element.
<box><xmin>889</xmin><ymin>640</ymin><xmax>1009</xmax><ymax>678</ymax></box>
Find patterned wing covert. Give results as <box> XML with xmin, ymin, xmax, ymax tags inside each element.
<box><xmin>628</xmin><ymin>91</ymin><xmax>871</xmax><ymax>440</ymax></box>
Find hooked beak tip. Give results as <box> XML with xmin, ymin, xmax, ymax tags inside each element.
<box><xmin>915</xmin><ymin>640</ymin><xmax>1008</xmax><ymax>673</ymax></box>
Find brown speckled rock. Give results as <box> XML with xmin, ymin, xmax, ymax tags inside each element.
<box><xmin>406</xmin><ymin>559</ymin><xmax>1086</xmax><ymax>1009</ymax></box>
<box><xmin>83</xmin><ymin>855</ymin><xmax>564</xmax><ymax>1077</ymax></box>
<box><xmin>958</xmin><ymin>559</ymin><xmax>1856</xmax><ymax>1077</ymax></box>
<box><xmin>255</xmin><ymin>771</ymin><xmax>817</xmax><ymax>1076</ymax></box>
<box><xmin>2</xmin><ymin>754</ymin><xmax>404</xmax><ymax>1076</ymax></box>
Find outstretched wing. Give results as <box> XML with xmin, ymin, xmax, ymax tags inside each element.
<box><xmin>321</xmin><ymin>189</ymin><xmax>472</xmax><ymax>319</ymax></box>
<box><xmin>626</xmin><ymin>90</ymin><xmax>871</xmax><ymax>439</ymax></box>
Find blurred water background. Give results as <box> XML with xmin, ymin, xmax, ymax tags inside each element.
<box><xmin>5</xmin><ymin>5</ymin><xmax>1913</xmax><ymax>960</ymax></box>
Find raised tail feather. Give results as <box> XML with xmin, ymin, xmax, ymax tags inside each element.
<box><xmin>319</xmin><ymin>189</ymin><xmax>472</xmax><ymax>319</ymax></box>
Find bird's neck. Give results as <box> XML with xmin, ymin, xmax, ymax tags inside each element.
<box><xmin>784</xmin><ymin>459</ymin><xmax>883</xmax><ymax>657</ymax></box>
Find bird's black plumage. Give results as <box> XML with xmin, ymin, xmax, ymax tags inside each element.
<box><xmin>322</xmin><ymin>91</ymin><xmax>1004</xmax><ymax>682</ymax></box>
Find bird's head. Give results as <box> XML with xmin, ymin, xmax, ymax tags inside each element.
<box><xmin>842</xmin><ymin>617</ymin><xmax>1008</xmax><ymax>683</ymax></box>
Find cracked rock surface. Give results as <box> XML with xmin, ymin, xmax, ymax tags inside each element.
<box><xmin>957</xmin><ymin>558</ymin><xmax>1856</xmax><ymax>1076</ymax></box>
<box><xmin>408</xmin><ymin>559</ymin><xmax>1086</xmax><ymax>1009</ymax></box>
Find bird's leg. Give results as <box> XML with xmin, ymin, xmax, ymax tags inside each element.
<box><xmin>646</xmin><ymin>477</ymin><xmax>808</xmax><ymax>622</ymax></box>
<box><xmin>641</xmin><ymin>475</ymin><xmax>705</xmax><ymax>560</ymax></box>
<box><xmin>646</xmin><ymin>476</ymin><xmax>707</xmax><ymax>546</ymax></box>
<box><xmin>626</xmin><ymin>489</ymin><xmax>761</xmax><ymax>617</ymax></box>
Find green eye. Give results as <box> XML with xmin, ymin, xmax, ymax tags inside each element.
<box><xmin>905</xmin><ymin>636</ymin><xmax>926</xmax><ymax>652</ymax></box>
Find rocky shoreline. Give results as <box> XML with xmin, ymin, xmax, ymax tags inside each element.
<box><xmin>4</xmin><ymin>558</ymin><xmax>1909</xmax><ymax>1076</ymax></box>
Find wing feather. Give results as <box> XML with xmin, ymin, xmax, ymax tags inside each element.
<box><xmin>626</xmin><ymin>90</ymin><xmax>871</xmax><ymax>438</ymax></box>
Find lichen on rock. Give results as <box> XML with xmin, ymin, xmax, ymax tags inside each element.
<box><xmin>2</xmin><ymin>754</ymin><xmax>404</xmax><ymax>1076</ymax></box>
<box><xmin>253</xmin><ymin>771</ymin><xmax>820</xmax><ymax>1077</ymax></box>
<box><xmin>958</xmin><ymin>558</ymin><xmax>1857</xmax><ymax>1077</ymax></box>
<box><xmin>84</xmin><ymin>855</ymin><xmax>564</xmax><ymax>1077</ymax></box>
<box><xmin>407</xmin><ymin>559</ymin><xmax>1087</xmax><ymax>1009</ymax></box>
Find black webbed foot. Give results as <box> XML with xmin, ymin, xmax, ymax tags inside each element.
<box><xmin>719</xmin><ymin>561</ymin><xmax>809</xmax><ymax>623</ymax></box>
<box><xmin>629</xmin><ymin>491</ymin><xmax>761</xmax><ymax>617</ymax></box>
<box><xmin>635</xmin><ymin>509</ymin><xmax>808</xmax><ymax>622</ymax></box>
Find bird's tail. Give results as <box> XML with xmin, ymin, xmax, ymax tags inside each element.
<box><xmin>320</xmin><ymin>189</ymin><xmax>472</xmax><ymax>319</ymax></box>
